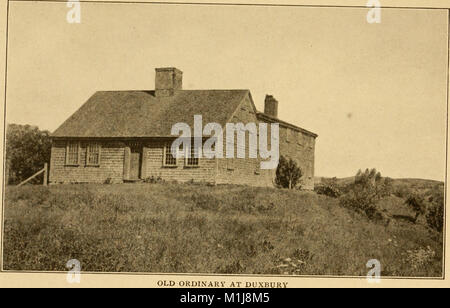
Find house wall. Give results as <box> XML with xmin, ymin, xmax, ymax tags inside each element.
<box><xmin>50</xmin><ymin>98</ymin><xmax>316</xmax><ymax>189</ymax></box>
<box><xmin>49</xmin><ymin>139</ymin><xmax>217</xmax><ymax>184</ymax></box>
<box><xmin>216</xmin><ymin>95</ymin><xmax>274</xmax><ymax>187</ymax></box>
<box><xmin>49</xmin><ymin>139</ymin><xmax>125</xmax><ymax>184</ymax></box>
<box><xmin>215</xmin><ymin>94</ymin><xmax>316</xmax><ymax>189</ymax></box>
<box><xmin>278</xmin><ymin>127</ymin><xmax>316</xmax><ymax>190</ymax></box>
<box><xmin>143</xmin><ymin>140</ymin><xmax>216</xmax><ymax>183</ymax></box>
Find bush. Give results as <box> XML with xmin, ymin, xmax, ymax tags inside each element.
<box><xmin>339</xmin><ymin>189</ymin><xmax>381</xmax><ymax>220</ymax></box>
<box><xmin>379</xmin><ymin>177</ymin><xmax>394</xmax><ymax>197</ymax></box>
<box><xmin>6</xmin><ymin>124</ymin><xmax>51</xmax><ymax>185</ymax></box>
<box><xmin>425</xmin><ymin>185</ymin><xmax>444</xmax><ymax>232</ymax></box>
<box><xmin>275</xmin><ymin>156</ymin><xmax>303</xmax><ymax>189</ymax></box>
<box><xmin>427</xmin><ymin>204</ymin><xmax>444</xmax><ymax>233</ymax></box>
<box><xmin>339</xmin><ymin>168</ymin><xmax>386</xmax><ymax>221</ymax></box>
<box><xmin>314</xmin><ymin>177</ymin><xmax>341</xmax><ymax>198</ymax></box>
<box><xmin>393</xmin><ymin>184</ymin><xmax>411</xmax><ymax>199</ymax></box>
<box><xmin>405</xmin><ymin>194</ymin><xmax>426</xmax><ymax>223</ymax></box>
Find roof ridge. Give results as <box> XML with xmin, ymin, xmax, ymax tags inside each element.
<box><xmin>257</xmin><ymin>112</ymin><xmax>318</xmax><ymax>138</ymax></box>
<box><xmin>52</xmin><ymin>89</ymin><xmax>250</xmax><ymax>137</ymax></box>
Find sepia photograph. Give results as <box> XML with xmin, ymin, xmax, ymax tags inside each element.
<box><xmin>0</xmin><ymin>0</ymin><xmax>448</xmax><ymax>285</ymax></box>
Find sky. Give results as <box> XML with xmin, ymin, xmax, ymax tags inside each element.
<box><xmin>5</xmin><ymin>2</ymin><xmax>448</xmax><ymax>180</ymax></box>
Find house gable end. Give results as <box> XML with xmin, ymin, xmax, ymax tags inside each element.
<box><xmin>225</xmin><ymin>90</ymin><xmax>259</xmax><ymax>125</ymax></box>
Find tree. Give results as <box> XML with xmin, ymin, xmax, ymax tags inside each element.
<box><xmin>6</xmin><ymin>124</ymin><xmax>52</xmax><ymax>185</ymax></box>
<box><xmin>425</xmin><ymin>185</ymin><xmax>444</xmax><ymax>232</ymax></box>
<box><xmin>379</xmin><ymin>177</ymin><xmax>394</xmax><ymax>197</ymax></box>
<box><xmin>354</xmin><ymin>168</ymin><xmax>382</xmax><ymax>187</ymax></box>
<box><xmin>315</xmin><ymin>177</ymin><xmax>341</xmax><ymax>198</ymax></box>
<box><xmin>405</xmin><ymin>194</ymin><xmax>426</xmax><ymax>223</ymax></box>
<box><xmin>275</xmin><ymin>156</ymin><xmax>303</xmax><ymax>189</ymax></box>
<box><xmin>393</xmin><ymin>184</ymin><xmax>411</xmax><ymax>199</ymax></box>
<box><xmin>339</xmin><ymin>168</ymin><xmax>388</xmax><ymax>221</ymax></box>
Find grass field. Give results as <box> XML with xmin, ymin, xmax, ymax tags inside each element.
<box><xmin>2</xmin><ymin>183</ymin><xmax>443</xmax><ymax>277</ymax></box>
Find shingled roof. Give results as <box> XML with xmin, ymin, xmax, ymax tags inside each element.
<box><xmin>52</xmin><ymin>90</ymin><xmax>250</xmax><ymax>138</ymax></box>
<box><xmin>257</xmin><ymin>112</ymin><xmax>318</xmax><ymax>138</ymax></box>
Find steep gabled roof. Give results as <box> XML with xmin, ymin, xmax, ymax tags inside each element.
<box><xmin>52</xmin><ymin>90</ymin><xmax>250</xmax><ymax>138</ymax></box>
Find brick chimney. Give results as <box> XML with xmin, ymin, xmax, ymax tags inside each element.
<box><xmin>155</xmin><ymin>67</ymin><xmax>183</xmax><ymax>97</ymax></box>
<box><xmin>264</xmin><ymin>95</ymin><xmax>278</xmax><ymax>118</ymax></box>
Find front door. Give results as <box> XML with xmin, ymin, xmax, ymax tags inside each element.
<box><xmin>129</xmin><ymin>144</ymin><xmax>142</xmax><ymax>180</ymax></box>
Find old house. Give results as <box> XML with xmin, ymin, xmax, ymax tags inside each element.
<box><xmin>50</xmin><ymin>67</ymin><xmax>317</xmax><ymax>189</ymax></box>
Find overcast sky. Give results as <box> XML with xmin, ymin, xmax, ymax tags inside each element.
<box><xmin>5</xmin><ymin>3</ymin><xmax>448</xmax><ymax>180</ymax></box>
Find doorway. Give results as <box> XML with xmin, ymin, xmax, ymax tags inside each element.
<box><xmin>129</xmin><ymin>143</ymin><xmax>142</xmax><ymax>180</ymax></box>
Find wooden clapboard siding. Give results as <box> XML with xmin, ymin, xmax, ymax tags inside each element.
<box><xmin>143</xmin><ymin>140</ymin><xmax>216</xmax><ymax>183</ymax></box>
<box><xmin>49</xmin><ymin>138</ymin><xmax>217</xmax><ymax>184</ymax></box>
<box><xmin>216</xmin><ymin>95</ymin><xmax>274</xmax><ymax>187</ymax></box>
<box><xmin>49</xmin><ymin>93</ymin><xmax>314</xmax><ymax>188</ymax></box>
<box><xmin>49</xmin><ymin>140</ymin><xmax>125</xmax><ymax>184</ymax></box>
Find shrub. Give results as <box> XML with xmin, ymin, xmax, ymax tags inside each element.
<box><xmin>314</xmin><ymin>177</ymin><xmax>341</xmax><ymax>198</ymax></box>
<box><xmin>405</xmin><ymin>194</ymin><xmax>426</xmax><ymax>223</ymax></box>
<box><xmin>379</xmin><ymin>177</ymin><xmax>394</xmax><ymax>197</ymax></box>
<box><xmin>425</xmin><ymin>185</ymin><xmax>444</xmax><ymax>232</ymax></box>
<box><xmin>427</xmin><ymin>203</ymin><xmax>444</xmax><ymax>233</ymax></box>
<box><xmin>6</xmin><ymin>124</ymin><xmax>51</xmax><ymax>185</ymax></box>
<box><xmin>393</xmin><ymin>184</ymin><xmax>411</xmax><ymax>199</ymax></box>
<box><xmin>275</xmin><ymin>156</ymin><xmax>303</xmax><ymax>189</ymax></box>
<box><xmin>339</xmin><ymin>189</ymin><xmax>381</xmax><ymax>220</ymax></box>
<box><xmin>339</xmin><ymin>168</ymin><xmax>386</xmax><ymax>221</ymax></box>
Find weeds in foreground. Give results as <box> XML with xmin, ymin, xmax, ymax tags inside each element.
<box><xmin>3</xmin><ymin>183</ymin><xmax>443</xmax><ymax>277</ymax></box>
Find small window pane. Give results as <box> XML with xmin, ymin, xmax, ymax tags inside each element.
<box><xmin>87</xmin><ymin>143</ymin><xmax>100</xmax><ymax>165</ymax></box>
<box><xmin>297</xmin><ymin>132</ymin><xmax>303</xmax><ymax>145</ymax></box>
<box><xmin>67</xmin><ymin>141</ymin><xmax>79</xmax><ymax>165</ymax></box>
<box><xmin>186</xmin><ymin>140</ymin><xmax>199</xmax><ymax>166</ymax></box>
<box><xmin>164</xmin><ymin>144</ymin><xmax>177</xmax><ymax>166</ymax></box>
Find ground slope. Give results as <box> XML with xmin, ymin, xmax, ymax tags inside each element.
<box><xmin>3</xmin><ymin>183</ymin><xmax>443</xmax><ymax>277</ymax></box>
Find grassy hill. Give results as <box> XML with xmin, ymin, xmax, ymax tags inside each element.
<box><xmin>3</xmin><ymin>183</ymin><xmax>443</xmax><ymax>277</ymax></box>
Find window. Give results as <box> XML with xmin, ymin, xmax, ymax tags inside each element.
<box><xmin>66</xmin><ymin>141</ymin><xmax>79</xmax><ymax>165</ymax></box>
<box><xmin>307</xmin><ymin>137</ymin><xmax>314</xmax><ymax>149</ymax></box>
<box><xmin>286</xmin><ymin>129</ymin><xmax>291</xmax><ymax>143</ymax></box>
<box><xmin>185</xmin><ymin>140</ymin><xmax>200</xmax><ymax>167</ymax></box>
<box><xmin>86</xmin><ymin>142</ymin><xmax>101</xmax><ymax>166</ymax></box>
<box><xmin>297</xmin><ymin>131</ymin><xmax>303</xmax><ymax>145</ymax></box>
<box><xmin>164</xmin><ymin>144</ymin><xmax>177</xmax><ymax>166</ymax></box>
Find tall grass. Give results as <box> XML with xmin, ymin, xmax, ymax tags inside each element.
<box><xmin>3</xmin><ymin>183</ymin><xmax>443</xmax><ymax>276</ymax></box>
